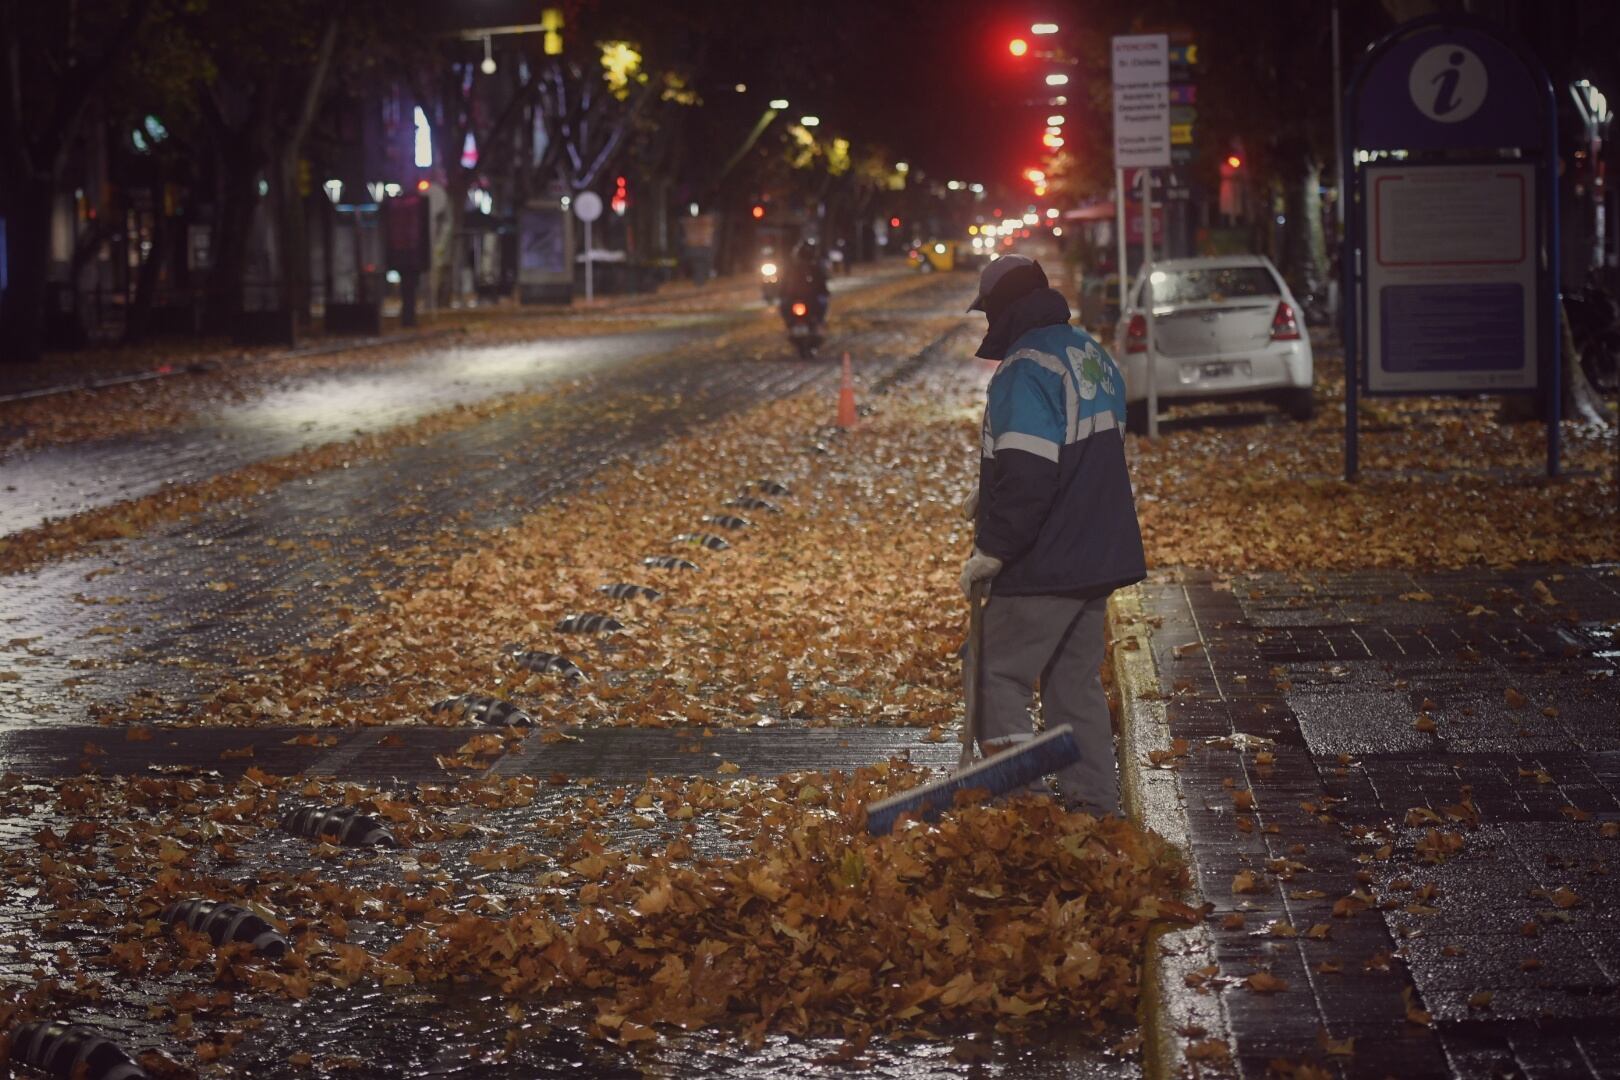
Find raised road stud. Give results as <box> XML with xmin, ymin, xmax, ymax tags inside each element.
<box><xmin>703</xmin><ymin>514</ymin><xmax>752</xmax><ymax>531</ymax></box>
<box><xmin>597</xmin><ymin>583</ymin><xmax>662</xmax><ymax>601</ymax></box>
<box><xmin>727</xmin><ymin>496</ymin><xmax>782</xmax><ymax>514</ymax></box>
<box><xmin>432</xmin><ymin>693</ymin><xmax>535</xmax><ymax>725</ymax></box>
<box><xmin>555</xmin><ymin>613</ymin><xmax>624</xmax><ymax>633</ymax></box>
<box><xmin>502</xmin><ymin>648</ymin><xmax>589</xmax><ymax>679</ymax></box>
<box><xmin>643</xmin><ymin>555</ymin><xmax>700</xmax><ymax>571</ymax></box>
<box><xmin>7</xmin><ymin>1021</ymin><xmax>147</xmax><ymax>1080</ymax></box>
<box><xmin>279</xmin><ymin>806</ymin><xmax>398</xmax><ymax>848</ymax></box>
<box><xmin>162</xmin><ymin>898</ymin><xmax>288</xmax><ymax>958</ymax></box>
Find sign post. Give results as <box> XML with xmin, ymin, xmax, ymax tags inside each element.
<box><xmin>1113</xmin><ymin>34</ymin><xmax>1170</xmax><ymax>436</ymax></box>
<box><xmin>1342</xmin><ymin>15</ymin><xmax>1560</xmax><ymax>479</ymax></box>
<box><xmin>573</xmin><ymin>190</ymin><xmax>603</xmax><ymax>303</ymax></box>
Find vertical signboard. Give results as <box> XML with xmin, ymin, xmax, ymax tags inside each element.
<box><xmin>1112</xmin><ymin>35</ymin><xmax>1171</xmax><ymax>169</ymax></box>
<box><xmin>1364</xmin><ymin>163</ymin><xmax>1536</xmax><ymax>391</ymax></box>
<box><xmin>1342</xmin><ymin>16</ymin><xmax>1559</xmax><ymax>478</ymax></box>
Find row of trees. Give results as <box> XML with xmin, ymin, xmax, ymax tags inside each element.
<box><xmin>0</xmin><ymin>0</ymin><xmax>911</xmax><ymax>364</ymax></box>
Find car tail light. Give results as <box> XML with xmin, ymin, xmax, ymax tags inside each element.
<box><xmin>1270</xmin><ymin>300</ymin><xmax>1301</xmax><ymax>341</ymax></box>
<box><xmin>1125</xmin><ymin>313</ymin><xmax>1148</xmax><ymax>353</ymax></box>
<box><xmin>791</xmin><ymin>302</ymin><xmax>808</xmax><ymax>317</ymax></box>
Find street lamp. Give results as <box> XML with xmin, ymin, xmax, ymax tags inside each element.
<box><xmin>1047</xmin><ymin>114</ymin><xmax>1066</xmax><ymax>126</ymax></box>
<box><xmin>1009</xmin><ymin>38</ymin><xmax>1029</xmax><ymax>57</ymax></box>
<box><xmin>800</xmin><ymin>115</ymin><xmax>821</xmax><ymax>127</ymax></box>
<box><xmin>769</xmin><ymin>98</ymin><xmax>789</xmax><ymax>109</ymax></box>
<box><xmin>480</xmin><ymin>35</ymin><xmax>496</xmax><ymax>75</ymax></box>
<box><xmin>1045</xmin><ymin>73</ymin><xmax>1069</xmax><ymax>86</ymax></box>
<box><xmin>1031</xmin><ymin>22</ymin><xmax>1059</xmax><ymax>35</ymax></box>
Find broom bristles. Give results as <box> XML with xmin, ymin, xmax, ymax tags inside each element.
<box><xmin>864</xmin><ymin>726</ymin><xmax>1081</xmax><ymax>835</ymax></box>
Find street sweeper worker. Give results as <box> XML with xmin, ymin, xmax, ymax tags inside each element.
<box><xmin>958</xmin><ymin>254</ymin><xmax>1146</xmax><ymax>815</ymax></box>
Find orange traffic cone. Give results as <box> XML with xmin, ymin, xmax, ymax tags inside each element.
<box><xmin>837</xmin><ymin>352</ymin><xmax>858</xmax><ymax>430</ymax></box>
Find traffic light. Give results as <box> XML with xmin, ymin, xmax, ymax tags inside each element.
<box><xmin>751</xmin><ymin>204</ymin><xmax>765</xmax><ymax>219</ymax></box>
<box><xmin>1008</xmin><ymin>37</ymin><xmax>1029</xmax><ymax>57</ymax></box>
<box><xmin>889</xmin><ymin>216</ymin><xmax>901</xmax><ymax>228</ymax></box>
<box><xmin>1227</xmin><ymin>155</ymin><xmax>1243</xmax><ymax>169</ymax></box>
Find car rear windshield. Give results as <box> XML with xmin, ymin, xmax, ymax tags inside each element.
<box><xmin>1150</xmin><ymin>266</ymin><xmax>1278</xmax><ymax>305</ymax></box>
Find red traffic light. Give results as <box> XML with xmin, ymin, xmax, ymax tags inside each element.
<box><xmin>1008</xmin><ymin>37</ymin><xmax>1029</xmax><ymax>57</ymax></box>
<box><xmin>889</xmin><ymin>216</ymin><xmax>901</xmax><ymax>228</ymax></box>
<box><xmin>751</xmin><ymin>204</ymin><xmax>765</xmax><ymax>219</ymax></box>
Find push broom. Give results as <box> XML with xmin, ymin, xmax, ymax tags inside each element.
<box><xmin>865</xmin><ymin>580</ymin><xmax>1081</xmax><ymax>835</ymax></box>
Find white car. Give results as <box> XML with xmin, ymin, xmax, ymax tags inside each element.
<box><xmin>1113</xmin><ymin>255</ymin><xmax>1314</xmax><ymax>431</ymax></box>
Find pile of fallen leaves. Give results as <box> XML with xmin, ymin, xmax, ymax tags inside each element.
<box><xmin>411</xmin><ymin>763</ymin><xmax>1187</xmax><ymax>1046</ymax></box>
<box><xmin>0</xmin><ymin>757</ymin><xmax>1187</xmax><ymax>1064</ymax></box>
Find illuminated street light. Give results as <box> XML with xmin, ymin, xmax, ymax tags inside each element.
<box><xmin>480</xmin><ymin>35</ymin><xmax>496</xmax><ymax>75</ymax></box>
<box><xmin>769</xmin><ymin>98</ymin><xmax>789</xmax><ymax>109</ymax></box>
<box><xmin>1042</xmin><ymin>133</ymin><xmax>1064</xmax><ymax>148</ymax></box>
<box><xmin>1009</xmin><ymin>38</ymin><xmax>1029</xmax><ymax>57</ymax></box>
<box><xmin>1047</xmin><ymin>114</ymin><xmax>1066</xmax><ymax>126</ymax></box>
<box><xmin>800</xmin><ymin>115</ymin><xmax>821</xmax><ymax>127</ymax></box>
<box><xmin>1031</xmin><ymin>22</ymin><xmax>1059</xmax><ymax>34</ymax></box>
<box><xmin>1045</xmin><ymin>208</ymin><xmax>1060</xmax><ymax>219</ymax></box>
<box><xmin>1045</xmin><ymin>73</ymin><xmax>1069</xmax><ymax>87</ymax></box>
<box><xmin>735</xmin><ymin>83</ymin><xmax>747</xmax><ymax>93</ymax></box>
<box><xmin>895</xmin><ymin>161</ymin><xmax>910</xmax><ymax>174</ymax></box>
<box><xmin>1022</xmin><ymin>211</ymin><xmax>1039</xmax><ymax>225</ymax></box>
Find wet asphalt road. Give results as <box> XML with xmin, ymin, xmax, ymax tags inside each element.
<box><xmin>0</xmin><ymin>268</ymin><xmax>1145</xmax><ymax>1079</ymax></box>
<box><xmin>0</xmin><ymin>269</ymin><xmax>965</xmax><ymax>727</ymax></box>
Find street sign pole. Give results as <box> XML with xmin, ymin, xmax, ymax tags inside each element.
<box><xmin>573</xmin><ymin>190</ymin><xmax>604</xmax><ymax>305</ymax></box>
<box><xmin>1112</xmin><ymin>33</ymin><xmax>1171</xmax><ymax>438</ymax></box>
<box><xmin>1115</xmin><ymin>168</ymin><xmax>1128</xmax><ymax>319</ymax></box>
<box><xmin>1142</xmin><ymin>168</ymin><xmax>1158</xmax><ymax>439</ymax></box>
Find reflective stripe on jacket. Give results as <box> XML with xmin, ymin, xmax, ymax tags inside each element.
<box><xmin>976</xmin><ymin>322</ymin><xmax>1147</xmax><ymax>597</ymax></box>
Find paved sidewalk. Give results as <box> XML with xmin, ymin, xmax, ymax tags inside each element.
<box><xmin>1115</xmin><ymin>566</ymin><xmax>1620</xmax><ymax>1079</ymax></box>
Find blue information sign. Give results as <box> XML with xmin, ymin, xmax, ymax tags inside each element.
<box><xmin>1341</xmin><ymin>16</ymin><xmax>1560</xmax><ymax>479</ymax></box>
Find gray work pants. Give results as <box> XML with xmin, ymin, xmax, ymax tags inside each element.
<box><xmin>963</xmin><ymin>592</ymin><xmax>1120</xmax><ymax>814</ymax></box>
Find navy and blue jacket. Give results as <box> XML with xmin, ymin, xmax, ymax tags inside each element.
<box><xmin>974</xmin><ymin>288</ymin><xmax>1147</xmax><ymax>598</ymax></box>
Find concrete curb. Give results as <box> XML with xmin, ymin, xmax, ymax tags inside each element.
<box><xmin>1108</xmin><ymin>583</ymin><xmax>1233</xmax><ymax>1078</ymax></box>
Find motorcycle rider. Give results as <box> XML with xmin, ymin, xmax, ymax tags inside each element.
<box><xmin>779</xmin><ymin>237</ymin><xmax>830</xmax><ymax>326</ymax></box>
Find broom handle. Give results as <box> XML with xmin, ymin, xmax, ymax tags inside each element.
<box><xmin>960</xmin><ymin>579</ymin><xmax>988</xmax><ymax>769</ymax></box>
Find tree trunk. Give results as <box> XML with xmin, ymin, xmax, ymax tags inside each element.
<box><xmin>204</xmin><ymin>151</ymin><xmax>259</xmax><ymax>335</ymax></box>
<box><xmin>0</xmin><ymin>179</ymin><xmax>55</xmax><ymax>364</ymax></box>
<box><xmin>1281</xmin><ymin>157</ymin><xmax>1327</xmax><ymax>298</ymax></box>
<box><xmin>125</xmin><ymin>211</ymin><xmax>170</xmax><ymax>344</ymax></box>
<box><xmin>435</xmin><ymin>172</ymin><xmax>468</xmax><ymax>307</ymax></box>
<box><xmin>272</xmin><ymin>150</ymin><xmax>311</xmax><ymax>323</ymax></box>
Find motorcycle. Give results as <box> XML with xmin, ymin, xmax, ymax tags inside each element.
<box><xmin>782</xmin><ymin>297</ymin><xmax>825</xmax><ymax>358</ymax></box>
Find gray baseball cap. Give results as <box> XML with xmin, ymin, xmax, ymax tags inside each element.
<box><xmin>966</xmin><ymin>254</ymin><xmax>1038</xmax><ymax>312</ymax></box>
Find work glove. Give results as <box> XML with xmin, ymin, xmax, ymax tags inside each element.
<box><xmin>960</xmin><ymin>488</ymin><xmax>979</xmax><ymax>521</ymax></box>
<box><xmin>959</xmin><ymin>548</ymin><xmax>1003</xmax><ymax>599</ymax></box>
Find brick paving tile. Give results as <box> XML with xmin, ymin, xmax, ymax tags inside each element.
<box><xmin>1139</xmin><ymin>565</ymin><xmax>1620</xmax><ymax>1078</ymax></box>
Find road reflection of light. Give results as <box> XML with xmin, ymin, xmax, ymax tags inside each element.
<box><xmin>214</xmin><ymin>341</ymin><xmax>584</xmax><ymax>440</ymax></box>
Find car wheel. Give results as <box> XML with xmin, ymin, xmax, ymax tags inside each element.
<box><xmin>1126</xmin><ymin>399</ymin><xmax>1150</xmax><ymax>434</ymax></box>
<box><xmin>1284</xmin><ymin>387</ymin><xmax>1315</xmax><ymax>422</ymax></box>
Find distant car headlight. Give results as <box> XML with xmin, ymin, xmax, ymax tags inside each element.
<box><xmin>760</xmin><ymin>262</ymin><xmax>778</xmax><ymax>278</ymax></box>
